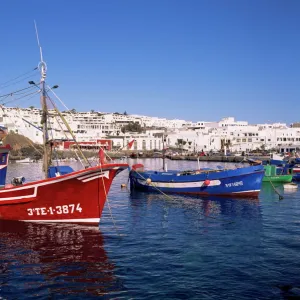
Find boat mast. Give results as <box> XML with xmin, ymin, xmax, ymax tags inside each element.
<box><xmin>35</xmin><ymin>22</ymin><xmax>50</xmax><ymax>178</ymax></box>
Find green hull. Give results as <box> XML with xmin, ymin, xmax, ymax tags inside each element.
<box><xmin>263</xmin><ymin>175</ymin><xmax>293</xmax><ymax>183</ymax></box>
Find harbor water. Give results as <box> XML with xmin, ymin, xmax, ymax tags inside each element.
<box><xmin>0</xmin><ymin>159</ymin><xmax>300</xmax><ymax>299</ymax></box>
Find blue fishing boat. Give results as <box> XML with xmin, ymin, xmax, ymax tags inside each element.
<box><xmin>129</xmin><ymin>163</ymin><xmax>265</xmax><ymax>197</ymax></box>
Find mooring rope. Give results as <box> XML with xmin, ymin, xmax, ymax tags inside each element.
<box><xmin>99</xmin><ymin>163</ymin><xmax>122</xmax><ymax>236</ymax></box>
<box><xmin>266</xmin><ymin>177</ymin><xmax>284</xmax><ymax>200</ymax></box>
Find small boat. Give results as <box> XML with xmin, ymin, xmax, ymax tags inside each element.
<box><xmin>0</xmin><ymin>26</ymin><xmax>128</xmax><ymax>225</ymax></box>
<box><xmin>287</xmin><ymin>158</ymin><xmax>300</xmax><ymax>181</ymax></box>
<box><xmin>247</xmin><ymin>157</ymin><xmax>295</xmax><ymax>183</ymax></box>
<box><xmin>15</xmin><ymin>157</ymin><xmax>34</xmax><ymax>163</ymax></box>
<box><xmin>283</xmin><ymin>182</ymin><xmax>298</xmax><ymax>190</ymax></box>
<box><xmin>129</xmin><ymin>164</ymin><xmax>265</xmax><ymax>198</ymax></box>
<box><xmin>262</xmin><ymin>165</ymin><xmax>293</xmax><ymax>183</ymax></box>
<box><xmin>262</xmin><ymin>158</ymin><xmax>300</xmax><ymax>182</ymax></box>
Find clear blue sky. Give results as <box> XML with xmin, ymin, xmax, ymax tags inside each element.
<box><xmin>0</xmin><ymin>0</ymin><xmax>299</xmax><ymax>124</ymax></box>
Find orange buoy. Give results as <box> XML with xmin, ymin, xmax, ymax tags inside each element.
<box><xmin>203</xmin><ymin>179</ymin><xmax>210</xmax><ymax>186</ymax></box>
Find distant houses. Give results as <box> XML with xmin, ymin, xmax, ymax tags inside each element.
<box><xmin>1</xmin><ymin>107</ymin><xmax>299</xmax><ymax>154</ymax></box>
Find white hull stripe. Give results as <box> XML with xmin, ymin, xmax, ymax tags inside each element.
<box><xmin>137</xmin><ymin>179</ymin><xmax>221</xmax><ymax>188</ymax></box>
<box><xmin>21</xmin><ymin>218</ymin><xmax>100</xmax><ymax>223</ymax></box>
<box><xmin>81</xmin><ymin>174</ymin><xmax>109</xmax><ymax>183</ymax></box>
<box><xmin>77</xmin><ymin>171</ymin><xmax>109</xmax><ymax>180</ymax></box>
<box><xmin>77</xmin><ymin>171</ymin><xmax>109</xmax><ymax>181</ymax></box>
<box><xmin>232</xmin><ymin>190</ymin><xmax>260</xmax><ymax>193</ymax></box>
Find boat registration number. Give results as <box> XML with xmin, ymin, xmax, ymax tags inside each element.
<box><xmin>225</xmin><ymin>181</ymin><xmax>243</xmax><ymax>188</ymax></box>
<box><xmin>27</xmin><ymin>203</ymin><xmax>83</xmax><ymax>216</ymax></box>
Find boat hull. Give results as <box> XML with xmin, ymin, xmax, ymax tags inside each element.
<box><xmin>262</xmin><ymin>175</ymin><xmax>293</xmax><ymax>183</ymax></box>
<box><xmin>0</xmin><ymin>163</ymin><xmax>128</xmax><ymax>225</ymax></box>
<box><xmin>129</xmin><ymin>165</ymin><xmax>264</xmax><ymax>197</ymax></box>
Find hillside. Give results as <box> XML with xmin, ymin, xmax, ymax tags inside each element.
<box><xmin>2</xmin><ymin>133</ymin><xmax>42</xmax><ymax>159</ymax></box>
<box><xmin>3</xmin><ymin>132</ymin><xmax>35</xmax><ymax>149</ymax></box>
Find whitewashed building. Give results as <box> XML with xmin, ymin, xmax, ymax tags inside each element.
<box><xmin>1</xmin><ymin>107</ymin><xmax>299</xmax><ymax>153</ymax></box>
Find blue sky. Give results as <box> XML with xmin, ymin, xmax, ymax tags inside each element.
<box><xmin>0</xmin><ymin>0</ymin><xmax>299</xmax><ymax>124</ymax></box>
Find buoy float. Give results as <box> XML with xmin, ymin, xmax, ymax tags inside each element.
<box><xmin>146</xmin><ymin>178</ymin><xmax>152</xmax><ymax>184</ymax></box>
<box><xmin>203</xmin><ymin>179</ymin><xmax>211</xmax><ymax>186</ymax></box>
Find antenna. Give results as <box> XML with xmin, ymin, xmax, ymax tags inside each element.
<box><xmin>34</xmin><ymin>20</ymin><xmax>47</xmax><ymax>82</ymax></box>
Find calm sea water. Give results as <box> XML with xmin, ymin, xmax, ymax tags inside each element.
<box><xmin>1</xmin><ymin>158</ymin><xmax>300</xmax><ymax>299</ymax></box>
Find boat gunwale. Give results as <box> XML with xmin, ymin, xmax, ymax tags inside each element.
<box><xmin>0</xmin><ymin>163</ymin><xmax>129</xmax><ymax>193</ymax></box>
<box><xmin>131</xmin><ymin>169</ymin><xmax>265</xmax><ymax>183</ymax></box>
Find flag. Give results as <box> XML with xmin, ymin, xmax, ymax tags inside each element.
<box><xmin>127</xmin><ymin>139</ymin><xmax>135</xmax><ymax>149</ymax></box>
<box><xmin>98</xmin><ymin>147</ymin><xmax>106</xmax><ymax>165</ymax></box>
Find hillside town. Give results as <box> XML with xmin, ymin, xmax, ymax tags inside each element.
<box><xmin>1</xmin><ymin>106</ymin><xmax>300</xmax><ymax>155</ymax></box>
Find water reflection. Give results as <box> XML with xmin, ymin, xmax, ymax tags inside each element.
<box><xmin>0</xmin><ymin>221</ymin><xmax>124</xmax><ymax>298</ymax></box>
<box><xmin>130</xmin><ymin>190</ymin><xmax>261</xmax><ymax>223</ymax></box>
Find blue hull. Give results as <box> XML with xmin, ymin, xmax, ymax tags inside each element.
<box><xmin>0</xmin><ymin>147</ymin><xmax>10</xmax><ymax>187</ymax></box>
<box><xmin>129</xmin><ymin>165</ymin><xmax>265</xmax><ymax>197</ymax></box>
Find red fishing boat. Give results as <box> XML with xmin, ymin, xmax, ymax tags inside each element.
<box><xmin>0</xmin><ymin>163</ymin><xmax>127</xmax><ymax>225</ymax></box>
<box><xmin>0</xmin><ymin>25</ymin><xmax>128</xmax><ymax>225</ymax></box>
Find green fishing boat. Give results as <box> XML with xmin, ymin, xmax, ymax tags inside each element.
<box><xmin>263</xmin><ymin>165</ymin><xmax>293</xmax><ymax>183</ymax></box>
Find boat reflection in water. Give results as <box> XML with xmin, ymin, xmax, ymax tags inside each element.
<box><xmin>0</xmin><ymin>221</ymin><xmax>124</xmax><ymax>298</ymax></box>
<box><xmin>129</xmin><ymin>190</ymin><xmax>262</xmax><ymax>225</ymax></box>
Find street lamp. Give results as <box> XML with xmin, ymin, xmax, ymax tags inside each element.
<box><xmin>29</xmin><ymin>81</ymin><xmax>59</xmax><ymax>90</ymax></box>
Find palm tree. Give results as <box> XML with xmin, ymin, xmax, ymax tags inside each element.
<box><xmin>225</xmin><ymin>139</ymin><xmax>231</xmax><ymax>152</ymax></box>
<box><xmin>221</xmin><ymin>139</ymin><xmax>231</xmax><ymax>154</ymax></box>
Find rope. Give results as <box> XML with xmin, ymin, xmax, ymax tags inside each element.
<box><xmin>99</xmin><ymin>164</ymin><xmax>122</xmax><ymax>236</ymax></box>
<box><xmin>51</xmin><ymin>112</ymin><xmax>85</xmax><ymax>169</ymax></box>
<box><xmin>47</xmin><ymin>86</ymin><xmax>74</xmax><ymax>116</ymax></box>
<box><xmin>131</xmin><ymin>169</ymin><xmax>235</xmax><ymax>224</ymax></box>
<box><xmin>0</xmin><ymin>67</ymin><xmax>38</xmax><ymax>88</ymax></box>
<box><xmin>266</xmin><ymin>176</ymin><xmax>284</xmax><ymax>200</ymax></box>
<box><xmin>46</xmin><ymin>94</ymin><xmax>91</xmax><ymax>167</ymax></box>
<box><xmin>0</xmin><ymin>86</ymin><xmax>36</xmax><ymax>99</ymax></box>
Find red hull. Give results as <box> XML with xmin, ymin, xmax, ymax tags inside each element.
<box><xmin>0</xmin><ymin>163</ymin><xmax>128</xmax><ymax>225</ymax></box>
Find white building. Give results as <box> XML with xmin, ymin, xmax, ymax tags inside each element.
<box><xmin>1</xmin><ymin>106</ymin><xmax>299</xmax><ymax>153</ymax></box>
